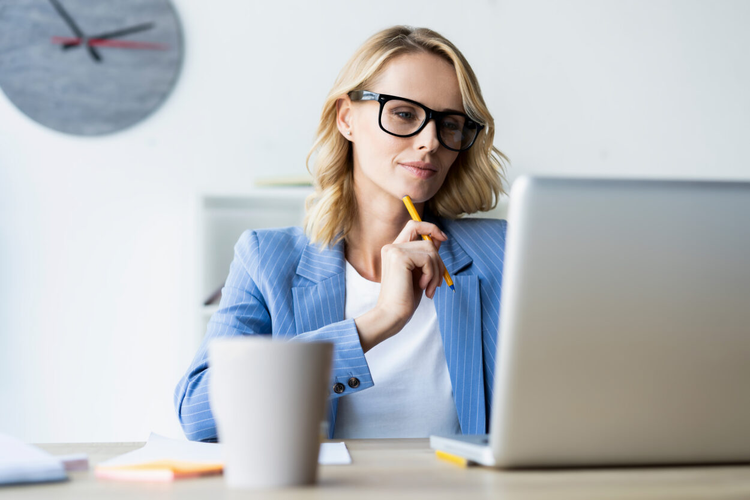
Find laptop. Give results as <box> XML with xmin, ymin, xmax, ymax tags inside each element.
<box><xmin>430</xmin><ymin>176</ymin><xmax>750</xmax><ymax>468</ymax></box>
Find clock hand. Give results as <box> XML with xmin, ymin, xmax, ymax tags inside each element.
<box><xmin>52</xmin><ymin>37</ymin><xmax>167</xmax><ymax>50</ymax></box>
<box><xmin>47</xmin><ymin>0</ymin><xmax>83</xmax><ymax>38</ymax></box>
<box><xmin>62</xmin><ymin>22</ymin><xmax>155</xmax><ymax>50</ymax></box>
<box><xmin>91</xmin><ymin>22</ymin><xmax>155</xmax><ymax>41</ymax></box>
<box><xmin>47</xmin><ymin>0</ymin><xmax>101</xmax><ymax>62</ymax></box>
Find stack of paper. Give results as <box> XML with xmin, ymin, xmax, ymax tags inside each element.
<box><xmin>95</xmin><ymin>433</ymin><xmax>351</xmax><ymax>482</ymax></box>
<box><xmin>0</xmin><ymin>433</ymin><xmax>68</xmax><ymax>486</ymax></box>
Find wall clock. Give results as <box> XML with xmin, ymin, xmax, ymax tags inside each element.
<box><xmin>0</xmin><ymin>0</ymin><xmax>183</xmax><ymax>136</ymax></box>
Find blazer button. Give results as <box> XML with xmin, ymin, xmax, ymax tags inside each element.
<box><xmin>333</xmin><ymin>383</ymin><xmax>346</xmax><ymax>394</ymax></box>
<box><xmin>347</xmin><ymin>377</ymin><xmax>360</xmax><ymax>389</ymax></box>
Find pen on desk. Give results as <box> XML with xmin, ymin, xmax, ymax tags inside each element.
<box><xmin>435</xmin><ymin>450</ymin><xmax>474</xmax><ymax>467</ymax></box>
<box><xmin>402</xmin><ymin>195</ymin><xmax>455</xmax><ymax>292</ymax></box>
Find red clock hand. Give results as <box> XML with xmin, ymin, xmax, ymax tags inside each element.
<box><xmin>52</xmin><ymin>37</ymin><xmax>168</xmax><ymax>50</ymax></box>
<box><xmin>62</xmin><ymin>22</ymin><xmax>155</xmax><ymax>49</ymax></box>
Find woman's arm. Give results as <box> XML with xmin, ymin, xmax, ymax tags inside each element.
<box><xmin>173</xmin><ymin>230</ymin><xmax>374</xmax><ymax>442</ymax></box>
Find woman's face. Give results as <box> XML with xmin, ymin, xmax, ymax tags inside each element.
<box><xmin>340</xmin><ymin>52</ymin><xmax>463</xmax><ymax>206</ymax></box>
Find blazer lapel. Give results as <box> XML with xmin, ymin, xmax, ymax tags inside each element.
<box><xmin>433</xmin><ymin>227</ymin><xmax>487</xmax><ymax>435</ymax></box>
<box><xmin>292</xmin><ymin>239</ymin><xmax>347</xmax><ymax>333</ymax></box>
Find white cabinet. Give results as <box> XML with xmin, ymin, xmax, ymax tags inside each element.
<box><xmin>197</xmin><ymin>188</ymin><xmax>313</xmax><ymax>342</ymax></box>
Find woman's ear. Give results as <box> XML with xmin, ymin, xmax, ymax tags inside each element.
<box><xmin>336</xmin><ymin>96</ymin><xmax>354</xmax><ymax>141</ymax></box>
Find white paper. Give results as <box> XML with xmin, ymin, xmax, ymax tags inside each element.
<box><xmin>99</xmin><ymin>433</ymin><xmax>351</xmax><ymax>467</ymax></box>
<box><xmin>318</xmin><ymin>442</ymin><xmax>352</xmax><ymax>465</ymax></box>
<box><xmin>0</xmin><ymin>433</ymin><xmax>67</xmax><ymax>485</ymax></box>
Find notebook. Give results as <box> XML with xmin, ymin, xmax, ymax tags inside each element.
<box><xmin>0</xmin><ymin>433</ymin><xmax>68</xmax><ymax>486</ymax></box>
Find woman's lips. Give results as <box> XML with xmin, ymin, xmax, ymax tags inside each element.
<box><xmin>399</xmin><ymin>162</ymin><xmax>437</xmax><ymax>179</ymax></box>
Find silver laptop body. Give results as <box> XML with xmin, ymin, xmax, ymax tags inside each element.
<box><xmin>431</xmin><ymin>176</ymin><xmax>750</xmax><ymax>468</ymax></box>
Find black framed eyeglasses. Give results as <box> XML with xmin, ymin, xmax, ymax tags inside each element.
<box><xmin>348</xmin><ymin>90</ymin><xmax>484</xmax><ymax>152</ymax></box>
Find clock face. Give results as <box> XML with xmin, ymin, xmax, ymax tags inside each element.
<box><xmin>0</xmin><ymin>0</ymin><xmax>183</xmax><ymax>136</ymax></box>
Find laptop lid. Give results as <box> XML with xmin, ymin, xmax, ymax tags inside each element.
<box><xmin>491</xmin><ymin>176</ymin><xmax>750</xmax><ymax>467</ymax></box>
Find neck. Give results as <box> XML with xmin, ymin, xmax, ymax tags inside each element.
<box><xmin>344</xmin><ymin>184</ymin><xmax>425</xmax><ymax>283</ymax></box>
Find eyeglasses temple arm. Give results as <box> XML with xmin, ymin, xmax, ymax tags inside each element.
<box><xmin>348</xmin><ymin>90</ymin><xmax>379</xmax><ymax>102</ymax></box>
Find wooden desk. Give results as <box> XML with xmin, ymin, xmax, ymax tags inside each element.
<box><xmin>4</xmin><ymin>439</ymin><xmax>750</xmax><ymax>499</ymax></box>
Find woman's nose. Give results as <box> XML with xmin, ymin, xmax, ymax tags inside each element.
<box><xmin>414</xmin><ymin>118</ymin><xmax>441</xmax><ymax>152</ymax></box>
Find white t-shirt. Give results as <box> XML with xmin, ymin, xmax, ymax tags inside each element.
<box><xmin>333</xmin><ymin>260</ymin><xmax>461</xmax><ymax>438</ymax></box>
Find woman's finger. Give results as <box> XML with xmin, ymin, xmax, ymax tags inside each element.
<box><xmin>432</xmin><ymin>247</ymin><xmax>445</xmax><ymax>297</ymax></box>
<box><xmin>427</xmin><ymin>253</ymin><xmax>438</xmax><ymax>298</ymax></box>
<box><xmin>393</xmin><ymin>220</ymin><xmax>448</xmax><ymax>244</ymax></box>
<box><xmin>393</xmin><ymin>239</ymin><xmax>448</xmax><ymax>297</ymax></box>
<box><xmin>416</xmin><ymin>252</ymin><xmax>435</xmax><ymax>291</ymax></box>
<box><xmin>408</xmin><ymin>241</ymin><xmax>443</xmax><ymax>299</ymax></box>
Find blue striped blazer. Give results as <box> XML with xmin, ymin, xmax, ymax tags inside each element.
<box><xmin>174</xmin><ymin>214</ymin><xmax>507</xmax><ymax>441</ymax></box>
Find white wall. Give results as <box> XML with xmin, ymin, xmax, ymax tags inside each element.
<box><xmin>1</xmin><ymin>0</ymin><xmax>749</xmax><ymax>443</ymax></box>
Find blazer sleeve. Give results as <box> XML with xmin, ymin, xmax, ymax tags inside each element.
<box><xmin>173</xmin><ymin>230</ymin><xmax>373</xmax><ymax>442</ymax></box>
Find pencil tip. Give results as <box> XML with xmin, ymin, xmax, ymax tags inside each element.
<box><xmin>449</xmin><ymin>284</ymin><xmax>455</xmax><ymax>292</ymax></box>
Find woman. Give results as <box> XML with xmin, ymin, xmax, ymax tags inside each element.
<box><xmin>175</xmin><ymin>26</ymin><xmax>508</xmax><ymax>441</ymax></box>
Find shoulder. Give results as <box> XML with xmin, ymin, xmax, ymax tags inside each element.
<box><xmin>233</xmin><ymin>226</ymin><xmax>310</xmax><ymax>276</ymax></box>
<box><xmin>235</xmin><ymin>226</ymin><xmax>308</xmax><ymax>255</ymax></box>
<box><xmin>441</xmin><ymin>216</ymin><xmax>507</xmax><ymax>242</ymax></box>
<box><xmin>441</xmin><ymin>217</ymin><xmax>508</xmax><ymax>269</ymax></box>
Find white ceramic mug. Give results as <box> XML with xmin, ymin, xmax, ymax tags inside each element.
<box><xmin>208</xmin><ymin>337</ymin><xmax>333</xmax><ymax>489</ymax></box>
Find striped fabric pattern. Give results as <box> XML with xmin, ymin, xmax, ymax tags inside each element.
<box><xmin>174</xmin><ymin>215</ymin><xmax>507</xmax><ymax>441</ymax></box>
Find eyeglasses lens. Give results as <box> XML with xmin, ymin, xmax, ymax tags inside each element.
<box><xmin>381</xmin><ymin>99</ymin><xmax>426</xmax><ymax>135</ymax></box>
<box><xmin>381</xmin><ymin>99</ymin><xmax>477</xmax><ymax>151</ymax></box>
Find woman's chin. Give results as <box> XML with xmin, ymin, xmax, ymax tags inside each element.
<box><xmin>394</xmin><ymin>183</ymin><xmax>440</xmax><ymax>204</ymax></box>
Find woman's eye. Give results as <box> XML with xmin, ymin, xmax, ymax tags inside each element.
<box><xmin>442</xmin><ymin>120</ymin><xmax>460</xmax><ymax>131</ymax></box>
<box><xmin>391</xmin><ymin>108</ymin><xmax>419</xmax><ymax>121</ymax></box>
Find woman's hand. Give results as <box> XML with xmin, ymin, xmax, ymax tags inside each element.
<box><xmin>355</xmin><ymin>220</ymin><xmax>448</xmax><ymax>352</ymax></box>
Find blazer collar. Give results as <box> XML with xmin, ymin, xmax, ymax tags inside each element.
<box><xmin>424</xmin><ymin>211</ymin><xmax>473</xmax><ymax>275</ymax></box>
<box><xmin>296</xmin><ymin>237</ymin><xmax>346</xmax><ymax>283</ymax></box>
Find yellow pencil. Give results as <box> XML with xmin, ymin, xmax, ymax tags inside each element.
<box><xmin>435</xmin><ymin>450</ymin><xmax>473</xmax><ymax>467</ymax></box>
<box><xmin>402</xmin><ymin>195</ymin><xmax>455</xmax><ymax>292</ymax></box>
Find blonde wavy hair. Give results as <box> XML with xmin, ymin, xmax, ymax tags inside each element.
<box><xmin>304</xmin><ymin>25</ymin><xmax>508</xmax><ymax>248</ymax></box>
